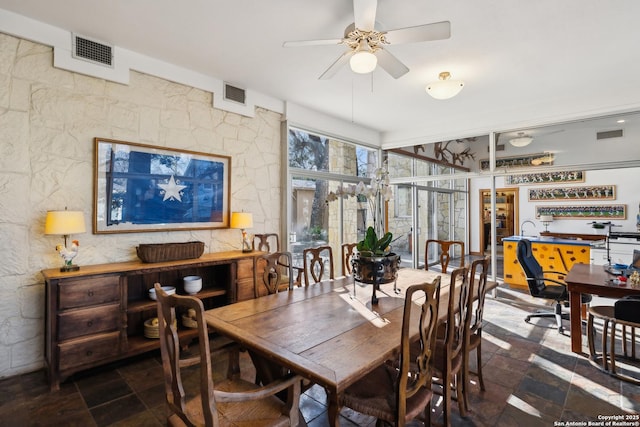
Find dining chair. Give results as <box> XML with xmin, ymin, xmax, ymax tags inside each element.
<box><xmin>587</xmin><ymin>296</ymin><xmax>640</xmax><ymax>385</ymax></box>
<box><xmin>154</xmin><ymin>284</ymin><xmax>303</xmax><ymax>427</ymax></box>
<box><xmin>254</xmin><ymin>251</ymin><xmax>295</xmax><ymax>297</ymax></box>
<box><xmin>431</xmin><ymin>266</ymin><xmax>472</xmax><ymax>426</ymax></box>
<box><xmin>341</xmin><ymin>277</ymin><xmax>442</xmax><ymax>427</ymax></box>
<box><xmin>341</xmin><ymin>242</ymin><xmax>358</xmax><ymax>276</ymax></box>
<box><xmin>303</xmin><ymin>245</ymin><xmax>335</xmax><ymax>286</ymax></box>
<box><xmin>253</xmin><ymin>233</ymin><xmax>303</xmax><ymax>287</ymax></box>
<box><xmin>424</xmin><ymin>239</ymin><xmax>465</xmax><ymax>272</ymax></box>
<box><xmin>253</xmin><ymin>233</ymin><xmax>280</xmax><ymax>253</ymax></box>
<box><xmin>463</xmin><ymin>256</ymin><xmax>490</xmax><ymax>408</ymax></box>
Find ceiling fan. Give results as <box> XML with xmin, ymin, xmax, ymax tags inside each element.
<box><xmin>282</xmin><ymin>0</ymin><xmax>451</xmax><ymax>80</ymax></box>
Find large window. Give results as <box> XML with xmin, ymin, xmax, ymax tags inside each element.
<box><xmin>287</xmin><ymin>127</ymin><xmax>378</xmax><ymax>274</ymax></box>
<box><xmin>285</xmin><ymin>127</ymin><xmax>469</xmax><ymax>272</ymax></box>
<box><xmin>386</xmin><ymin>151</ymin><xmax>468</xmax><ymax>268</ymax></box>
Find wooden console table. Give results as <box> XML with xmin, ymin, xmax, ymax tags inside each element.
<box><xmin>42</xmin><ymin>250</ymin><xmax>261</xmax><ymax>390</ymax></box>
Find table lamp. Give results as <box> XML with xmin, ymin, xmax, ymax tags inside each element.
<box><xmin>230</xmin><ymin>212</ymin><xmax>253</xmax><ymax>253</ymax></box>
<box><xmin>45</xmin><ymin>209</ymin><xmax>86</xmax><ymax>271</ymax></box>
<box><xmin>539</xmin><ymin>215</ymin><xmax>554</xmax><ymax>232</ymax></box>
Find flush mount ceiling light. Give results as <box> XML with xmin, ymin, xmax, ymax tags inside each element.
<box><xmin>426</xmin><ymin>71</ymin><xmax>464</xmax><ymax>100</ymax></box>
<box><xmin>349</xmin><ymin>40</ymin><xmax>378</xmax><ymax>74</ymax></box>
<box><xmin>509</xmin><ymin>132</ymin><xmax>533</xmax><ymax>147</ymax></box>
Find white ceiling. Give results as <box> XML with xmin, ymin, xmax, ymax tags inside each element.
<box><xmin>2</xmin><ymin>0</ymin><xmax>640</xmax><ymax>146</ymax></box>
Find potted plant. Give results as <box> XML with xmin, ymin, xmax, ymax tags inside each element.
<box><xmin>352</xmin><ymin>226</ymin><xmax>401</xmax><ymax>288</ymax></box>
<box><xmin>326</xmin><ymin>160</ymin><xmax>400</xmax><ymax>303</ymax></box>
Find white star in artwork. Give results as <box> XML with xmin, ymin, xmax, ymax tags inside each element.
<box><xmin>158</xmin><ymin>175</ymin><xmax>187</xmax><ymax>202</ymax></box>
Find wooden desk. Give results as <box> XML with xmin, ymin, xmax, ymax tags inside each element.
<box><xmin>204</xmin><ymin>268</ymin><xmax>496</xmax><ymax>426</ymax></box>
<box><xmin>565</xmin><ymin>263</ymin><xmax>640</xmax><ymax>354</ymax></box>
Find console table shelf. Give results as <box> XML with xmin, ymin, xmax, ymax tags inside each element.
<box><xmin>43</xmin><ymin>250</ymin><xmax>261</xmax><ymax>390</ymax></box>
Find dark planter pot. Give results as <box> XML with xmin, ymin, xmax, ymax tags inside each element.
<box><xmin>351</xmin><ymin>253</ymin><xmax>401</xmax><ymax>305</ymax></box>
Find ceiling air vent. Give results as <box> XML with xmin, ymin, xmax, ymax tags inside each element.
<box><xmin>224</xmin><ymin>83</ymin><xmax>246</xmax><ymax>105</ymax></box>
<box><xmin>72</xmin><ymin>33</ymin><xmax>113</xmax><ymax>67</ymax></box>
<box><xmin>596</xmin><ymin>129</ymin><xmax>624</xmax><ymax>140</ymax></box>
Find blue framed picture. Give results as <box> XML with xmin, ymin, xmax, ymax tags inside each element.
<box><xmin>94</xmin><ymin>138</ymin><xmax>231</xmax><ymax>233</ymax></box>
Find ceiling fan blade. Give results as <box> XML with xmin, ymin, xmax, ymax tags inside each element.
<box><xmin>384</xmin><ymin>21</ymin><xmax>451</xmax><ymax>44</ymax></box>
<box><xmin>282</xmin><ymin>38</ymin><xmax>343</xmax><ymax>48</ymax></box>
<box><xmin>375</xmin><ymin>49</ymin><xmax>409</xmax><ymax>79</ymax></box>
<box><xmin>319</xmin><ymin>50</ymin><xmax>354</xmax><ymax>80</ymax></box>
<box><xmin>354</xmin><ymin>0</ymin><xmax>377</xmax><ymax>31</ymax></box>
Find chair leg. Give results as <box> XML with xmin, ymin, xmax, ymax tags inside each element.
<box><xmin>609</xmin><ymin>320</ymin><xmax>617</xmax><ymax>375</ymax></box>
<box><xmin>554</xmin><ymin>301</ymin><xmax>564</xmax><ymax>334</ymax></box>
<box><xmin>455</xmin><ymin>372</ymin><xmax>467</xmax><ymax>418</ymax></box>
<box><xmin>601</xmin><ymin>318</ymin><xmax>610</xmax><ymax>371</ymax></box>
<box><xmin>476</xmin><ymin>342</ymin><xmax>485</xmax><ymax>391</ymax></box>
<box><xmin>587</xmin><ymin>313</ymin><xmax>597</xmax><ymax>360</ymax></box>
<box><xmin>442</xmin><ymin>372</ymin><xmax>452</xmax><ymax>427</ymax></box>
<box><xmin>462</xmin><ymin>353</ymin><xmax>470</xmax><ymax>412</ymax></box>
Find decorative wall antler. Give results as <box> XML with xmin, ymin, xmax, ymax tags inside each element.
<box><xmin>432</xmin><ymin>138</ymin><xmax>476</xmax><ymax>166</ymax></box>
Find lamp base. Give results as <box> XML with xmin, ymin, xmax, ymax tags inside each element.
<box><xmin>60</xmin><ymin>264</ymin><xmax>80</xmax><ymax>272</ymax></box>
<box><xmin>240</xmin><ymin>229</ymin><xmax>253</xmax><ymax>253</ymax></box>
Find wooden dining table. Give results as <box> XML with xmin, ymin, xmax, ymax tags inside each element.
<box><xmin>204</xmin><ymin>268</ymin><xmax>496</xmax><ymax>426</ymax></box>
<box><xmin>565</xmin><ymin>263</ymin><xmax>640</xmax><ymax>354</ymax></box>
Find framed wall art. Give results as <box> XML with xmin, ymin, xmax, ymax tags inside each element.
<box><xmin>94</xmin><ymin>138</ymin><xmax>231</xmax><ymax>233</ymax></box>
<box><xmin>479</xmin><ymin>152</ymin><xmax>551</xmax><ymax>171</ymax></box>
<box><xmin>528</xmin><ymin>185</ymin><xmax>616</xmax><ymax>201</ymax></box>
<box><xmin>504</xmin><ymin>170</ymin><xmax>585</xmax><ymax>185</ymax></box>
<box><xmin>535</xmin><ymin>204</ymin><xmax>626</xmax><ymax>220</ymax></box>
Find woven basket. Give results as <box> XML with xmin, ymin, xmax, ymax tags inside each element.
<box><xmin>136</xmin><ymin>241</ymin><xmax>204</xmax><ymax>263</ymax></box>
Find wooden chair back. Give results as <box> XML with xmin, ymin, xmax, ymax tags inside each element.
<box><xmin>445</xmin><ymin>266</ymin><xmax>473</xmax><ymax>364</ymax></box>
<box><xmin>396</xmin><ymin>277</ymin><xmax>442</xmax><ymax>422</ymax></box>
<box><xmin>464</xmin><ymin>256</ymin><xmax>491</xmax><ymax>397</ymax></box>
<box><xmin>303</xmin><ymin>245</ymin><xmax>335</xmax><ymax>286</ymax></box>
<box><xmin>425</xmin><ymin>239</ymin><xmax>465</xmax><ymax>272</ymax></box>
<box><xmin>252</xmin><ymin>233</ymin><xmax>280</xmax><ymax>253</ymax></box>
<box><xmin>154</xmin><ymin>284</ymin><xmax>302</xmax><ymax>427</ymax></box>
<box><xmin>254</xmin><ymin>251</ymin><xmax>294</xmax><ymax>297</ymax></box>
<box><xmin>341</xmin><ymin>243</ymin><xmax>358</xmax><ymax>276</ymax></box>
<box><xmin>469</xmin><ymin>256</ymin><xmax>490</xmax><ymax>337</ymax></box>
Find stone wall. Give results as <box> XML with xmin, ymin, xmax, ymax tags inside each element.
<box><xmin>0</xmin><ymin>33</ymin><xmax>282</xmax><ymax>378</ymax></box>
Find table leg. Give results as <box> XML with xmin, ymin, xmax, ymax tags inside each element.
<box><xmin>326</xmin><ymin>389</ymin><xmax>341</xmax><ymax>427</ymax></box>
<box><xmin>569</xmin><ymin>290</ymin><xmax>582</xmax><ymax>353</ymax></box>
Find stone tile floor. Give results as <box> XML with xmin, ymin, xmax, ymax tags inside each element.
<box><xmin>0</xmin><ymin>284</ymin><xmax>638</xmax><ymax>426</ymax></box>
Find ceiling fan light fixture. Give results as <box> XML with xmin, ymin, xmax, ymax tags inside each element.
<box><xmin>509</xmin><ymin>132</ymin><xmax>533</xmax><ymax>147</ymax></box>
<box><xmin>350</xmin><ymin>50</ymin><xmax>377</xmax><ymax>74</ymax></box>
<box><xmin>426</xmin><ymin>71</ymin><xmax>464</xmax><ymax>100</ymax></box>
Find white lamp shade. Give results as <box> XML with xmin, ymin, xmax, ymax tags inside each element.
<box><xmin>426</xmin><ymin>71</ymin><xmax>464</xmax><ymax>100</ymax></box>
<box><xmin>45</xmin><ymin>210</ymin><xmax>86</xmax><ymax>235</ymax></box>
<box><xmin>539</xmin><ymin>215</ymin><xmax>554</xmax><ymax>223</ymax></box>
<box><xmin>230</xmin><ymin>212</ymin><xmax>253</xmax><ymax>229</ymax></box>
<box><xmin>350</xmin><ymin>51</ymin><xmax>377</xmax><ymax>74</ymax></box>
<box><xmin>509</xmin><ymin>136</ymin><xmax>533</xmax><ymax>147</ymax></box>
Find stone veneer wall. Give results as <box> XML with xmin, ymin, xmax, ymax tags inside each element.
<box><xmin>0</xmin><ymin>33</ymin><xmax>283</xmax><ymax>378</ymax></box>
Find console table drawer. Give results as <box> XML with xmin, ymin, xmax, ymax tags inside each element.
<box><xmin>59</xmin><ymin>276</ymin><xmax>120</xmax><ymax>310</ymax></box>
<box><xmin>58</xmin><ymin>304</ymin><xmax>121</xmax><ymax>341</ymax></box>
<box><xmin>58</xmin><ymin>332</ymin><xmax>121</xmax><ymax>370</ymax></box>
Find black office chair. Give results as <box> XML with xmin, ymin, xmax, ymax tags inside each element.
<box><xmin>516</xmin><ymin>239</ymin><xmax>591</xmax><ymax>333</ymax></box>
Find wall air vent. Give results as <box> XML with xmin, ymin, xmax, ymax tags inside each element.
<box><xmin>72</xmin><ymin>33</ymin><xmax>113</xmax><ymax>68</ymax></box>
<box><xmin>596</xmin><ymin>129</ymin><xmax>624</xmax><ymax>140</ymax></box>
<box><xmin>224</xmin><ymin>83</ymin><xmax>246</xmax><ymax>105</ymax></box>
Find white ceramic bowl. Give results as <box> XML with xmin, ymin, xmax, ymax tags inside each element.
<box><xmin>183</xmin><ymin>275</ymin><xmax>203</xmax><ymax>295</ymax></box>
<box><xmin>148</xmin><ymin>286</ymin><xmax>176</xmax><ymax>301</ymax></box>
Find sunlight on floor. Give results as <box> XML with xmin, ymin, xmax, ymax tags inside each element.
<box><xmin>507</xmin><ymin>394</ymin><xmax>544</xmax><ymax>418</ymax></box>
